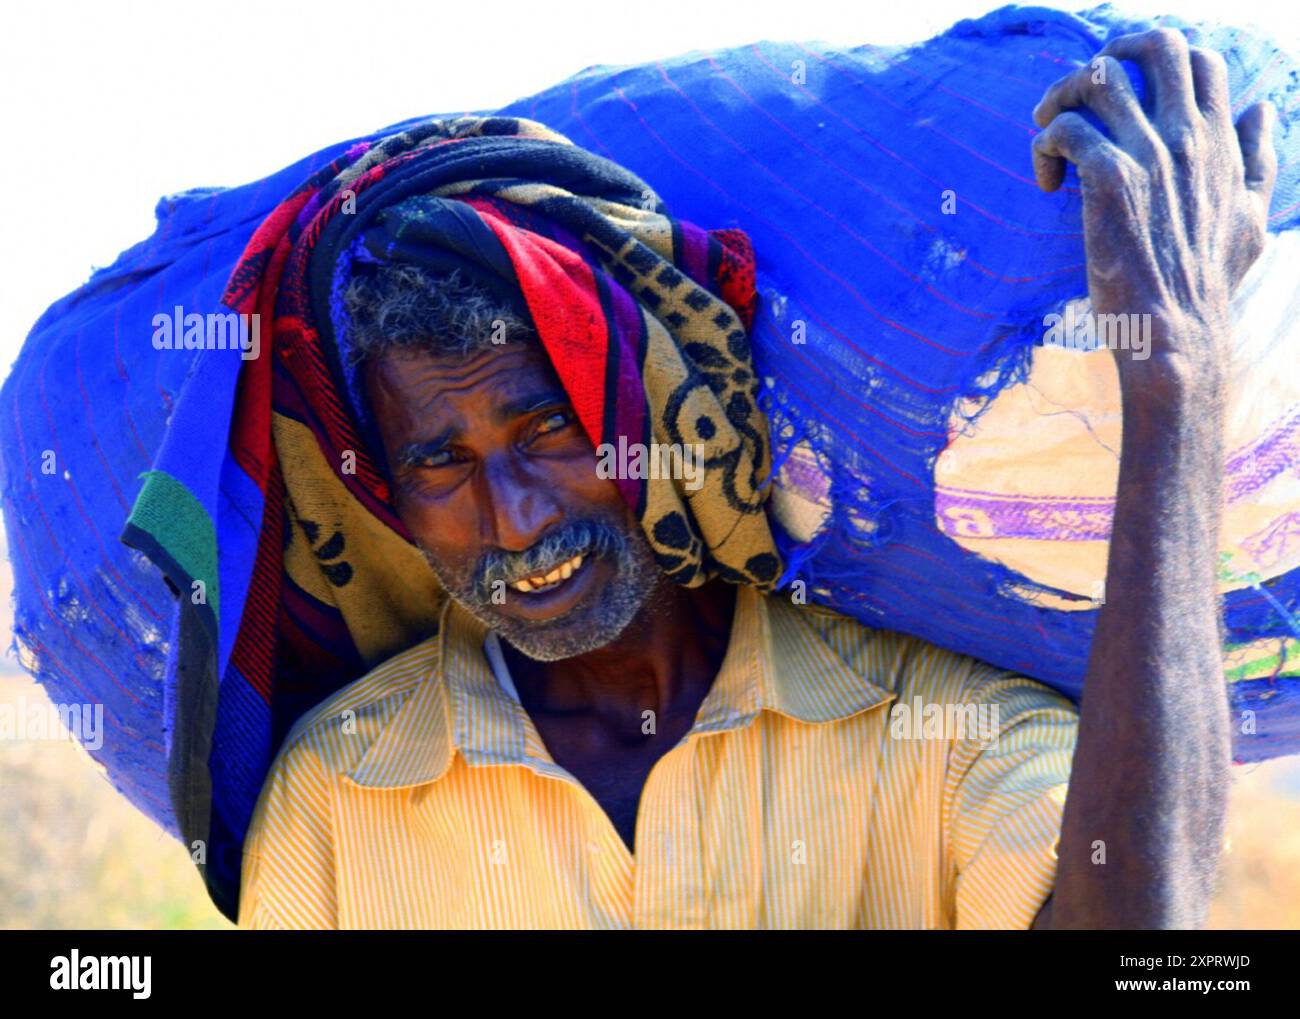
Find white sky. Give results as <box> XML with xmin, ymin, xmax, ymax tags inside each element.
<box><xmin>0</xmin><ymin>0</ymin><xmax>1297</xmax><ymax>373</ymax></box>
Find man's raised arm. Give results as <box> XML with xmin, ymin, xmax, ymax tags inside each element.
<box><xmin>1025</xmin><ymin>28</ymin><xmax>1277</xmax><ymax>929</ymax></box>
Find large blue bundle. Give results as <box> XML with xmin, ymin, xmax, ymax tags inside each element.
<box><xmin>3</xmin><ymin>3</ymin><xmax>1298</xmax><ymax>860</ymax></box>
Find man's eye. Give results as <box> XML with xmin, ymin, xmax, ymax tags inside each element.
<box><xmin>409</xmin><ymin>449</ymin><xmax>454</xmax><ymax>469</ymax></box>
<box><xmin>534</xmin><ymin>409</ymin><xmax>574</xmax><ymax>437</ymax></box>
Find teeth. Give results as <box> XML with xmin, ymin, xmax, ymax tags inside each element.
<box><xmin>511</xmin><ymin>554</ymin><xmax>585</xmax><ymax>595</ymax></box>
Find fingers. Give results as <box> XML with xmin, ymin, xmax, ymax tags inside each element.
<box><xmin>1032</xmin><ymin>56</ymin><xmax>1156</xmax><ymax>153</ymax></box>
<box><xmin>1236</xmin><ymin>101</ymin><xmax>1278</xmax><ymax>205</ymax></box>
<box><xmin>1100</xmin><ymin>28</ymin><xmax>1199</xmax><ymax>128</ymax></box>
<box><xmin>1032</xmin><ymin>111</ymin><xmax>1124</xmax><ymax>192</ymax></box>
<box><xmin>1189</xmin><ymin>45</ymin><xmax>1232</xmax><ymax>130</ymax></box>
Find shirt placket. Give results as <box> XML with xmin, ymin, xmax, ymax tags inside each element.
<box><xmin>631</xmin><ymin>733</ymin><xmax>705</xmax><ymax>929</ymax></box>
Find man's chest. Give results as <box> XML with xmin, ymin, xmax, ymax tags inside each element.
<box><xmin>552</xmin><ymin>754</ymin><xmax>649</xmax><ymax>853</ymax></box>
<box><xmin>328</xmin><ymin>706</ymin><xmax>935</xmax><ymax>928</ymax></box>
<box><xmin>527</xmin><ymin>712</ymin><xmax>699</xmax><ymax>854</ymax></box>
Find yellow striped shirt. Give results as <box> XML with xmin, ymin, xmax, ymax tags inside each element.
<box><xmin>238</xmin><ymin>585</ymin><xmax>1079</xmax><ymax>929</ymax></box>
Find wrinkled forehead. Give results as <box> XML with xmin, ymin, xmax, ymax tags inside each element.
<box><xmin>366</xmin><ymin>339</ymin><xmax>567</xmax><ymax>435</ymax></box>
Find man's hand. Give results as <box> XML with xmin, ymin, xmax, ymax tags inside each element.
<box><xmin>1031</xmin><ymin>28</ymin><xmax>1276</xmax><ymax>388</ymax></box>
<box><xmin>1026</xmin><ymin>29</ymin><xmax>1278</xmax><ymax>929</ymax></box>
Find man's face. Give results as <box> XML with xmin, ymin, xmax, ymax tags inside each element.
<box><xmin>364</xmin><ymin>340</ymin><xmax>661</xmax><ymax>661</ymax></box>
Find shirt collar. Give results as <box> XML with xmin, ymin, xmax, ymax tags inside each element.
<box><xmin>344</xmin><ymin>585</ymin><xmax>896</xmax><ymax>790</ymax></box>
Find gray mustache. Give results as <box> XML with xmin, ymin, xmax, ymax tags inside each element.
<box><xmin>472</xmin><ymin>519</ymin><xmax>627</xmax><ymax>601</ymax></box>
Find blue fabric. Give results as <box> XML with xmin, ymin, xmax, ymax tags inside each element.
<box><xmin>497</xmin><ymin>4</ymin><xmax>1300</xmax><ymax>760</ymax></box>
<box><xmin>2</xmin><ymin>3</ymin><xmax>1298</xmax><ymax>863</ymax></box>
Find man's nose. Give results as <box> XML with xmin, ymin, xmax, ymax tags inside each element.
<box><xmin>478</xmin><ymin>452</ymin><xmax>564</xmax><ymax>552</ymax></box>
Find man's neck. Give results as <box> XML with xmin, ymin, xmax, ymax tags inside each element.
<box><xmin>500</xmin><ymin>577</ymin><xmax>738</xmax><ymax>736</ymax></box>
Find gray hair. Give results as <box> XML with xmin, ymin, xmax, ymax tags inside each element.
<box><xmin>340</xmin><ymin>261</ymin><xmax>535</xmax><ymax>366</ymax></box>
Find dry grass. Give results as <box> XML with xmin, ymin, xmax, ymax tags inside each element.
<box><xmin>0</xmin><ymin>671</ymin><xmax>230</xmax><ymax>929</ymax></box>
<box><xmin>1211</xmin><ymin>757</ymin><xmax>1300</xmax><ymax>928</ymax></box>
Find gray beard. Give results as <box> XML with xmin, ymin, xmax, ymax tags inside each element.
<box><xmin>420</xmin><ymin>522</ymin><xmax>662</xmax><ymax>662</ymax></box>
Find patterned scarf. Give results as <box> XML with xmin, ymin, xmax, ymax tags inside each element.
<box><xmin>192</xmin><ymin>114</ymin><xmax>783</xmax><ymax>893</ymax></box>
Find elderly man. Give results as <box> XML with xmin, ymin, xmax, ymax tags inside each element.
<box><xmin>236</xmin><ymin>30</ymin><xmax>1276</xmax><ymax>929</ymax></box>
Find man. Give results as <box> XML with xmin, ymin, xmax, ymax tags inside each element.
<box><xmin>237</xmin><ymin>30</ymin><xmax>1276</xmax><ymax>928</ymax></box>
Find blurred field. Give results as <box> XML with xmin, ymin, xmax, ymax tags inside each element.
<box><xmin>0</xmin><ymin>668</ymin><xmax>230</xmax><ymax>929</ymax></box>
<box><xmin>1</xmin><ymin>662</ymin><xmax>1297</xmax><ymax>929</ymax></box>
<box><xmin>1212</xmin><ymin>756</ymin><xmax>1300</xmax><ymax>928</ymax></box>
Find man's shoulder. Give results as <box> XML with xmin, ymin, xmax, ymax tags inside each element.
<box><xmin>272</xmin><ymin>632</ymin><xmax>446</xmax><ymax>780</ymax></box>
<box><xmin>772</xmin><ymin>593</ymin><xmax>1077</xmax><ymax>714</ymax></box>
<box><xmin>769</xmin><ymin>592</ymin><xmax>967</xmax><ymax>693</ymax></box>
